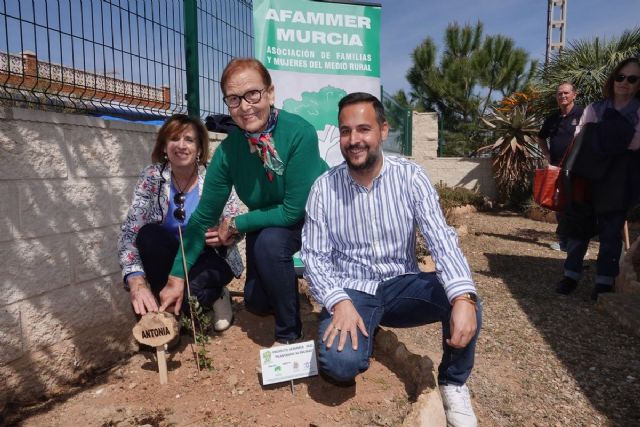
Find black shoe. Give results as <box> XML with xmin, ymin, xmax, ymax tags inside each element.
<box><xmin>591</xmin><ymin>283</ymin><xmax>613</xmax><ymax>301</ymax></box>
<box><xmin>556</xmin><ymin>277</ymin><xmax>578</xmax><ymax>295</ymax></box>
<box><xmin>274</xmin><ymin>331</ymin><xmax>304</xmax><ymax>345</ymax></box>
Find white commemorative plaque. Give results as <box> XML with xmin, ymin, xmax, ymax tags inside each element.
<box><xmin>259</xmin><ymin>340</ymin><xmax>318</xmax><ymax>385</ymax></box>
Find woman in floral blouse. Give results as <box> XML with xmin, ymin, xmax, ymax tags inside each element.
<box><xmin>117</xmin><ymin>114</ymin><xmax>243</xmax><ymax>332</ymax></box>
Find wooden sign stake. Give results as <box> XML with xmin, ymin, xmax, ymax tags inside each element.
<box><xmin>132</xmin><ymin>312</ymin><xmax>179</xmax><ymax>384</ymax></box>
<box><xmin>156</xmin><ymin>345</ymin><xmax>168</xmax><ymax>385</ymax></box>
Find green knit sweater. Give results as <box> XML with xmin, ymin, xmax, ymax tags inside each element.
<box><xmin>171</xmin><ymin>110</ymin><xmax>328</xmax><ymax>278</ymax></box>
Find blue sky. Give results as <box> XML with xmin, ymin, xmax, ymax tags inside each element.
<box><xmin>377</xmin><ymin>0</ymin><xmax>640</xmax><ymax>95</ymax></box>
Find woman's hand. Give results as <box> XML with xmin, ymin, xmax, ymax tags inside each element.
<box><xmin>217</xmin><ymin>217</ymin><xmax>237</xmax><ymax>246</ymax></box>
<box><xmin>128</xmin><ymin>276</ymin><xmax>158</xmax><ymax>315</ymax></box>
<box><xmin>205</xmin><ymin>226</ymin><xmax>223</xmax><ymax>247</ymax></box>
<box><xmin>159</xmin><ymin>275</ymin><xmax>185</xmax><ymax>316</ymax></box>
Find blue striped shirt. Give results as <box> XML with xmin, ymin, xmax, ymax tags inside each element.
<box><xmin>301</xmin><ymin>155</ymin><xmax>476</xmax><ymax>311</ymax></box>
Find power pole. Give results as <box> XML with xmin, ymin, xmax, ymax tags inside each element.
<box><xmin>546</xmin><ymin>0</ymin><xmax>567</xmax><ymax>64</ymax></box>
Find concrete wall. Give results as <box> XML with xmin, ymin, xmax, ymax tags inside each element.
<box><xmin>410</xmin><ymin>112</ymin><xmax>496</xmax><ymax>199</ymax></box>
<box><xmin>0</xmin><ymin>107</ymin><xmax>226</xmax><ymax>413</ymax></box>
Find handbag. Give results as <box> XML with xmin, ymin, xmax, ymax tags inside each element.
<box><xmin>533</xmin><ymin>132</ymin><xmax>580</xmax><ymax>212</ymax></box>
<box><xmin>533</xmin><ymin>165</ymin><xmax>565</xmax><ymax>211</ymax></box>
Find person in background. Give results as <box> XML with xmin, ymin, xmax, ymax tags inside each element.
<box><xmin>537</xmin><ymin>82</ymin><xmax>584</xmax><ymax>251</ymax></box>
<box><xmin>160</xmin><ymin>58</ymin><xmax>328</xmax><ymax>344</ymax></box>
<box><xmin>556</xmin><ymin>57</ymin><xmax>640</xmax><ymax>300</ymax></box>
<box><xmin>118</xmin><ymin>114</ymin><xmax>243</xmax><ymax>333</ymax></box>
<box><xmin>301</xmin><ymin>92</ymin><xmax>481</xmax><ymax>427</ymax></box>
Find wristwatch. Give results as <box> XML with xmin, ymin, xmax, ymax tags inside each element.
<box><xmin>454</xmin><ymin>292</ymin><xmax>478</xmax><ymax>306</ymax></box>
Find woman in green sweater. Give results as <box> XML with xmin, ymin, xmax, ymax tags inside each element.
<box><xmin>160</xmin><ymin>58</ymin><xmax>328</xmax><ymax>344</ymax></box>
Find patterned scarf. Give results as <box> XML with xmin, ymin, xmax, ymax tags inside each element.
<box><xmin>244</xmin><ymin>107</ymin><xmax>284</xmax><ymax>182</ymax></box>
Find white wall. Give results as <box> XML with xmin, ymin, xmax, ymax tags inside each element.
<box><xmin>410</xmin><ymin>111</ymin><xmax>496</xmax><ymax>199</ymax></box>
<box><xmin>0</xmin><ymin>106</ymin><xmax>226</xmax><ymax>412</ymax></box>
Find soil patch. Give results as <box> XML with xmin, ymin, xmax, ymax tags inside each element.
<box><xmin>12</xmin><ymin>295</ymin><xmax>414</xmax><ymax>427</ymax></box>
<box><xmin>9</xmin><ymin>211</ymin><xmax>640</xmax><ymax>426</ymax></box>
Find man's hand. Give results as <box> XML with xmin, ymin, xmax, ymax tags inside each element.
<box><xmin>322</xmin><ymin>300</ymin><xmax>368</xmax><ymax>352</ymax></box>
<box><xmin>205</xmin><ymin>226</ymin><xmax>223</xmax><ymax>248</ymax></box>
<box><xmin>446</xmin><ymin>299</ymin><xmax>477</xmax><ymax>349</ymax></box>
<box><xmin>128</xmin><ymin>276</ymin><xmax>158</xmax><ymax>315</ymax></box>
<box><xmin>159</xmin><ymin>275</ymin><xmax>185</xmax><ymax>316</ymax></box>
<box><xmin>536</xmin><ymin>137</ymin><xmax>551</xmax><ymax>165</ymax></box>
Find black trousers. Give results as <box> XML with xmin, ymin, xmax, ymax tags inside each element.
<box><xmin>136</xmin><ymin>223</ymin><xmax>233</xmax><ymax>312</ymax></box>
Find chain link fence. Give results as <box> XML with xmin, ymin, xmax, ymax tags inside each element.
<box><xmin>0</xmin><ymin>0</ymin><xmax>253</xmax><ymax>120</ymax></box>
<box><xmin>382</xmin><ymin>90</ymin><xmax>412</xmax><ymax>156</ymax></box>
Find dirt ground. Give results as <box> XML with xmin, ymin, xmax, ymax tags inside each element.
<box><xmin>8</xmin><ymin>210</ymin><xmax>640</xmax><ymax>426</ymax></box>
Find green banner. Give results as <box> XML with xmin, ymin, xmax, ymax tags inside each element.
<box><xmin>254</xmin><ymin>0</ymin><xmax>380</xmax><ymax>77</ymax></box>
<box><xmin>254</xmin><ymin>0</ymin><xmax>381</xmax><ymax>166</ymax></box>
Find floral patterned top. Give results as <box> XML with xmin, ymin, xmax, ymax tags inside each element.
<box><xmin>117</xmin><ymin>162</ymin><xmax>244</xmax><ymax>287</ymax></box>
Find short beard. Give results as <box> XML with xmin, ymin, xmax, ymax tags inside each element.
<box><xmin>345</xmin><ymin>149</ymin><xmax>379</xmax><ymax>171</ymax></box>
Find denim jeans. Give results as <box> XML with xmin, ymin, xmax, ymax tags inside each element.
<box><xmin>317</xmin><ymin>272</ymin><xmax>482</xmax><ymax>385</ymax></box>
<box><xmin>555</xmin><ymin>211</ymin><xmax>567</xmax><ymax>247</ymax></box>
<box><xmin>564</xmin><ymin>210</ymin><xmax>627</xmax><ymax>285</ymax></box>
<box><xmin>243</xmin><ymin>221</ymin><xmax>303</xmax><ymax>342</ymax></box>
<box><xmin>136</xmin><ymin>223</ymin><xmax>233</xmax><ymax>312</ymax></box>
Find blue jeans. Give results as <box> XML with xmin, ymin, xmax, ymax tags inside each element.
<box><xmin>317</xmin><ymin>272</ymin><xmax>482</xmax><ymax>385</ymax></box>
<box><xmin>564</xmin><ymin>210</ymin><xmax>626</xmax><ymax>285</ymax></box>
<box><xmin>136</xmin><ymin>223</ymin><xmax>233</xmax><ymax>313</ymax></box>
<box><xmin>243</xmin><ymin>221</ymin><xmax>303</xmax><ymax>342</ymax></box>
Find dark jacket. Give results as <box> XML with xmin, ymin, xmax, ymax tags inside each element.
<box><xmin>558</xmin><ymin>103</ymin><xmax>640</xmax><ymax>239</ymax></box>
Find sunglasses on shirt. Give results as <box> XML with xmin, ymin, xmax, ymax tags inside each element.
<box><xmin>615</xmin><ymin>74</ymin><xmax>640</xmax><ymax>84</ymax></box>
<box><xmin>173</xmin><ymin>192</ymin><xmax>186</xmax><ymax>222</ymax></box>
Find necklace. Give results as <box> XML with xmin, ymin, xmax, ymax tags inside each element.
<box><xmin>171</xmin><ymin>165</ymin><xmax>197</xmax><ymax>194</ymax></box>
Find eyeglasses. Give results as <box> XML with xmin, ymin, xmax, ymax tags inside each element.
<box><xmin>173</xmin><ymin>192</ymin><xmax>186</xmax><ymax>222</ymax></box>
<box><xmin>223</xmin><ymin>88</ymin><xmax>266</xmax><ymax>108</ymax></box>
<box><xmin>615</xmin><ymin>74</ymin><xmax>640</xmax><ymax>84</ymax></box>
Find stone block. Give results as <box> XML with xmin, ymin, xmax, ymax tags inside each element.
<box><xmin>20</xmin><ymin>275</ymin><xmax>134</xmax><ymax>351</ymax></box>
<box><xmin>403</xmin><ymin>387</ymin><xmax>447</xmax><ymax>427</ymax></box>
<box><xmin>412</xmin><ymin>112</ymin><xmax>439</xmax><ymax>158</ymax></box>
<box><xmin>65</xmin><ymin>126</ymin><xmax>153</xmax><ymax>178</ymax></box>
<box><xmin>0</xmin><ymin>235</ymin><xmax>72</xmax><ymax>305</ymax></box>
<box><xmin>0</xmin><ymin>181</ymin><xmax>18</xmax><ymax>242</ymax></box>
<box><xmin>109</xmin><ymin>177</ymin><xmax>139</xmax><ymax>223</ymax></box>
<box><xmin>0</xmin><ymin>305</ymin><xmax>24</xmax><ymax>365</ymax></box>
<box><xmin>0</xmin><ymin>320</ymin><xmax>135</xmax><ymax>407</ymax></box>
<box><xmin>18</xmin><ymin>178</ymin><xmax>113</xmax><ymax>237</ymax></box>
<box><xmin>105</xmin><ymin>119</ymin><xmax>158</xmax><ymax>134</ymax></box>
<box><xmin>597</xmin><ymin>294</ymin><xmax>640</xmax><ymax>338</ymax></box>
<box><xmin>11</xmin><ymin>107</ymin><xmax>105</xmax><ymax>128</ymax></box>
<box><xmin>0</xmin><ymin>120</ymin><xmax>67</xmax><ymax>179</ymax></box>
<box><xmin>109</xmin><ymin>275</ymin><xmax>137</xmax><ymax>316</ymax></box>
<box><xmin>71</xmin><ymin>227</ymin><xmax>120</xmax><ymax>283</ymax></box>
<box><xmin>0</xmin><ymin>106</ymin><xmax>11</xmax><ymax>119</ymax></box>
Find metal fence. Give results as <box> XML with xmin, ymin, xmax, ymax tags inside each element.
<box><xmin>0</xmin><ymin>0</ymin><xmax>253</xmax><ymax>120</ymax></box>
<box><xmin>382</xmin><ymin>90</ymin><xmax>412</xmax><ymax>156</ymax></box>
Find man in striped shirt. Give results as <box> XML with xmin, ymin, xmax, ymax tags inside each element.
<box><xmin>301</xmin><ymin>92</ymin><xmax>481</xmax><ymax>427</ymax></box>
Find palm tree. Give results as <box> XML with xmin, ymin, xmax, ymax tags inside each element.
<box><xmin>538</xmin><ymin>27</ymin><xmax>640</xmax><ymax>114</ymax></box>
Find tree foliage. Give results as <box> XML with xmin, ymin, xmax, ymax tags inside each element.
<box><xmin>537</xmin><ymin>27</ymin><xmax>640</xmax><ymax>115</ymax></box>
<box><xmin>402</xmin><ymin>21</ymin><xmax>537</xmax><ymax>156</ymax></box>
<box><xmin>479</xmin><ymin>102</ymin><xmax>542</xmax><ymax>205</ymax></box>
